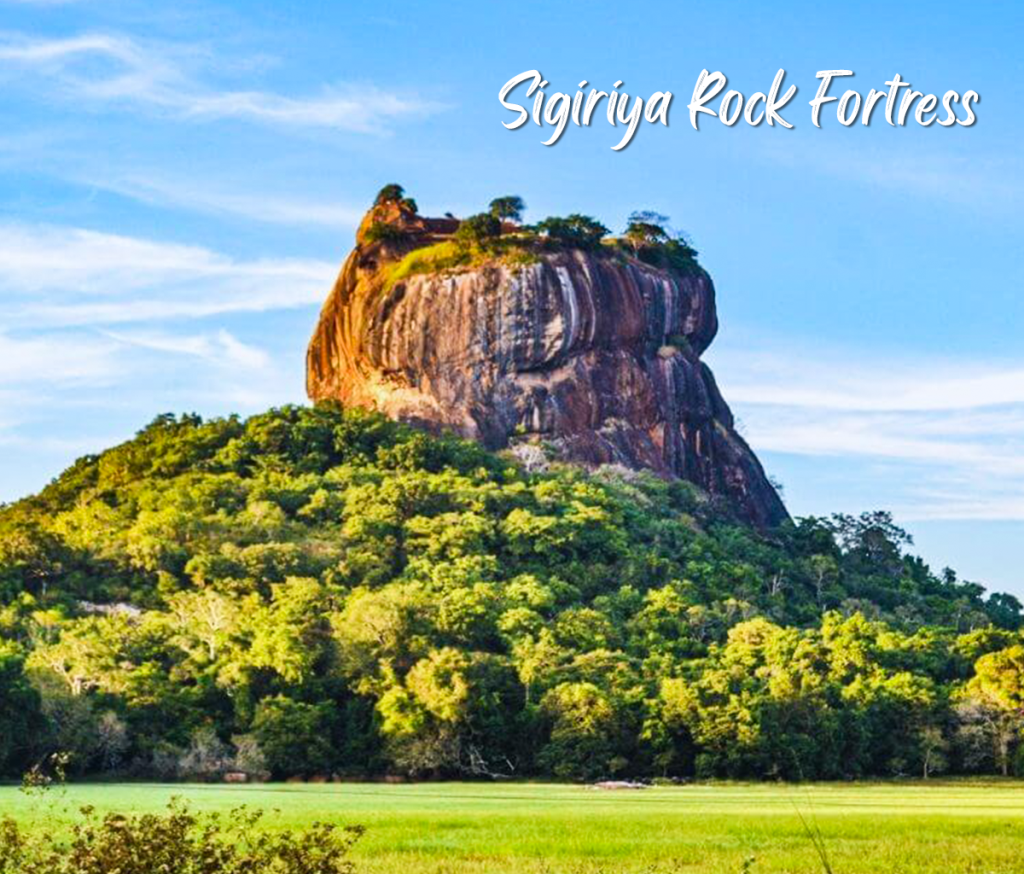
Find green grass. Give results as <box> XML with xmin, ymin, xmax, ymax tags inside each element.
<box><xmin>384</xmin><ymin>240</ymin><xmax>476</xmax><ymax>290</ymax></box>
<box><xmin>4</xmin><ymin>781</ymin><xmax>1024</xmax><ymax>873</ymax></box>
<box><xmin>383</xmin><ymin>237</ymin><xmax>543</xmax><ymax>291</ymax></box>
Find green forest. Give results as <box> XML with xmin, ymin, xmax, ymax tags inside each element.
<box><xmin>2</xmin><ymin>405</ymin><xmax>1023</xmax><ymax>783</ymax></box>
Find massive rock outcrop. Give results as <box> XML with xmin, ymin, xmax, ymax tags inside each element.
<box><xmin>307</xmin><ymin>203</ymin><xmax>788</xmax><ymax>528</ymax></box>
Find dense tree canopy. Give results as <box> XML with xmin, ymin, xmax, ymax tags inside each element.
<box><xmin>534</xmin><ymin>215</ymin><xmax>609</xmax><ymax>250</ymax></box>
<box><xmin>488</xmin><ymin>196</ymin><xmax>525</xmax><ymax>223</ymax></box>
<box><xmin>0</xmin><ymin>405</ymin><xmax>1020</xmax><ymax>781</ymax></box>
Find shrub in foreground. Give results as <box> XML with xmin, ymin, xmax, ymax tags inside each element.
<box><xmin>0</xmin><ymin>801</ymin><xmax>363</xmax><ymax>874</ymax></box>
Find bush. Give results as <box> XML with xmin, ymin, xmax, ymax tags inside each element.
<box><xmin>231</xmin><ymin>733</ymin><xmax>270</xmax><ymax>781</ymax></box>
<box><xmin>149</xmin><ymin>742</ymin><xmax>183</xmax><ymax>781</ymax></box>
<box><xmin>176</xmin><ymin>726</ymin><xmax>233</xmax><ymax>781</ymax></box>
<box><xmin>362</xmin><ymin>222</ymin><xmax>409</xmax><ymax>245</ymax></box>
<box><xmin>0</xmin><ymin>801</ymin><xmax>363</xmax><ymax>874</ymax></box>
<box><xmin>640</xmin><ymin>237</ymin><xmax>700</xmax><ymax>272</ymax></box>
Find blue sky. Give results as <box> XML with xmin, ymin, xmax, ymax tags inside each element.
<box><xmin>1</xmin><ymin>0</ymin><xmax>1022</xmax><ymax>594</ymax></box>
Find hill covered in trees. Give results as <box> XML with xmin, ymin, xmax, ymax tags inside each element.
<box><xmin>1</xmin><ymin>405</ymin><xmax>1022</xmax><ymax>782</ymax></box>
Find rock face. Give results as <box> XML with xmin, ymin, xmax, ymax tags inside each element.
<box><xmin>307</xmin><ymin>206</ymin><xmax>788</xmax><ymax>528</ymax></box>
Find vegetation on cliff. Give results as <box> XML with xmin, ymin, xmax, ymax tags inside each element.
<box><xmin>369</xmin><ymin>184</ymin><xmax>702</xmax><ymax>288</ymax></box>
<box><xmin>1</xmin><ymin>405</ymin><xmax>1022</xmax><ymax>782</ymax></box>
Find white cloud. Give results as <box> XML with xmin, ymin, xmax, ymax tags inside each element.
<box><xmin>0</xmin><ymin>221</ymin><xmax>336</xmax><ymax>326</ymax></box>
<box><xmin>105</xmin><ymin>328</ymin><xmax>271</xmax><ymax>371</ymax></box>
<box><xmin>761</xmin><ymin>140</ymin><xmax>1021</xmax><ymax>209</ymax></box>
<box><xmin>0</xmin><ymin>222</ymin><xmax>324</xmax><ymax>457</ymax></box>
<box><xmin>725</xmin><ymin>353</ymin><xmax>1024</xmax><ymax>412</ymax></box>
<box><xmin>0</xmin><ymin>142</ymin><xmax>365</xmax><ymax>230</ymax></box>
<box><xmin>0</xmin><ymin>32</ymin><xmax>445</xmax><ymax>133</ymax></box>
<box><xmin>746</xmin><ymin>408</ymin><xmax>1024</xmax><ymax>475</ymax></box>
<box><xmin>0</xmin><ymin>331</ymin><xmax>120</xmax><ymax>385</ymax></box>
<box><xmin>0</xmin><ymin>327</ymin><xmax>276</xmax><ymax>396</ymax></box>
<box><xmin>91</xmin><ymin>175</ymin><xmax>364</xmax><ymax>229</ymax></box>
<box><xmin>0</xmin><ymin>325</ymin><xmax>300</xmax><ymax>503</ymax></box>
<box><xmin>713</xmin><ymin>344</ymin><xmax>1024</xmax><ymax>521</ymax></box>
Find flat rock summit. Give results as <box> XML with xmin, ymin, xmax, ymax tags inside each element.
<box><xmin>307</xmin><ymin>194</ymin><xmax>787</xmax><ymax>528</ymax></box>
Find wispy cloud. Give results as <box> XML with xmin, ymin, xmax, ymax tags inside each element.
<box><xmin>725</xmin><ymin>351</ymin><xmax>1024</xmax><ymax>412</ymax></box>
<box><xmin>104</xmin><ymin>328</ymin><xmax>271</xmax><ymax>370</ymax></box>
<box><xmin>0</xmin><ymin>221</ymin><xmax>336</xmax><ymax>326</ymax></box>
<box><xmin>747</xmin><ymin>407</ymin><xmax>1024</xmax><ymax>475</ymax></box>
<box><xmin>0</xmin><ymin>216</ymin><xmax>318</xmax><ymax>492</ymax></box>
<box><xmin>761</xmin><ymin>140</ymin><xmax>1022</xmax><ymax>209</ymax></box>
<box><xmin>715</xmin><ymin>344</ymin><xmax>1024</xmax><ymax>521</ymax></box>
<box><xmin>0</xmin><ymin>140</ymin><xmax>365</xmax><ymax>230</ymax></box>
<box><xmin>0</xmin><ymin>327</ymin><xmax>272</xmax><ymax>389</ymax></box>
<box><xmin>0</xmin><ymin>332</ymin><xmax>119</xmax><ymax>385</ymax></box>
<box><xmin>90</xmin><ymin>175</ymin><xmax>364</xmax><ymax>229</ymax></box>
<box><xmin>0</xmin><ymin>324</ymin><xmax>298</xmax><ymax>498</ymax></box>
<box><xmin>0</xmin><ymin>32</ymin><xmax>445</xmax><ymax>133</ymax></box>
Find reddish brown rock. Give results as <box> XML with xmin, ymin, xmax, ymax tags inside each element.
<box><xmin>307</xmin><ymin>206</ymin><xmax>788</xmax><ymax>528</ymax></box>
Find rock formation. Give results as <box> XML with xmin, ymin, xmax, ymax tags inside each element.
<box><xmin>307</xmin><ymin>200</ymin><xmax>788</xmax><ymax>528</ymax></box>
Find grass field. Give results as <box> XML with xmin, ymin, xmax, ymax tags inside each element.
<box><xmin>4</xmin><ymin>781</ymin><xmax>1024</xmax><ymax>873</ymax></box>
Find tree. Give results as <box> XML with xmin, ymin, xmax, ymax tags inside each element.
<box><xmin>0</xmin><ymin>644</ymin><xmax>44</xmax><ymax>776</ymax></box>
<box><xmin>362</xmin><ymin>222</ymin><xmax>410</xmax><ymax>244</ymax></box>
<box><xmin>986</xmin><ymin>592</ymin><xmax>1024</xmax><ymax>631</ymax></box>
<box><xmin>30</xmin><ymin>673</ymin><xmax>100</xmax><ymax>772</ymax></box>
<box><xmin>830</xmin><ymin>511</ymin><xmax>912</xmax><ymax>571</ymax></box>
<box><xmin>377</xmin><ymin>681</ymin><xmax>456</xmax><ymax>775</ymax></box>
<box><xmin>919</xmin><ymin>725</ymin><xmax>949</xmax><ymax>778</ymax></box>
<box><xmin>488</xmin><ymin>196</ymin><xmax>525</xmax><ymax>223</ymax></box>
<box><xmin>406</xmin><ymin>648</ymin><xmax>471</xmax><ymax>723</ymax></box>
<box><xmin>1</xmin><ymin>402</ymin><xmax>1021</xmax><ymax>781</ymax></box>
<box><xmin>243</xmin><ymin>577</ymin><xmax>335</xmax><ymax>685</ymax></box>
<box><xmin>961</xmin><ymin>645</ymin><xmax>1024</xmax><ymax>775</ymax></box>
<box><xmin>649</xmin><ymin>677</ymin><xmax>700</xmax><ymax>776</ymax></box>
<box><xmin>621</xmin><ymin>211</ymin><xmax>699</xmax><ymax>269</ymax></box>
<box><xmin>177</xmin><ymin>726</ymin><xmax>233</xmax><ymax>780</ymax></box>
<box><xmin>376</xmin><ymin>648</ymin><xmax>471</xmax><ymax>775</ymax></box>
<box><xmin>970</xmin><ymin>645</ymin><xmax>1024</xmax><ymax>710</ymax></box>
<box><xmin>535</xmin><ymin>214</ymin><xmax>608</xmax><ymax>249</ymax></box>
<box><xmin>455</xmin><ymin>213</ymin><xmax>501</xmax><ymax>246</ymax></box>
<box><xmin>251</xmin><ymin>696</ymin><xmax>337</xmax><ymax>778</ymax></box>
<box><xmin>375</xmin><ymin>184</ymin><xmax>406</xmax><ymax>205</ymax></box>
<box><xmin>807</xmin><ymin>554</ymin><xmax>840</xmax><ymax>611</ymax></box>
<box><xmin>230</xmin><ymin>733</ymin><xmax>269</xmax><ymax>780</ymax></box>
<box><xmin>96</xmin><ymin>711</ymin><xmax>130</xmax><ymax>772</ymax></box>
<box><xmin>624</xmin><ymin>210</ymin><xmax>670</xmax><ymax>252</ymax></box>
<box><xmin>333</xmin><ymin>583</ymin><xmax>434</xmax><ymax>682</ymax></box>
<box><xmin>377</xmin><ymin>648</ymin><xmax>520</xmax><ymax>777</ymax></box>
<box><xmin>168</xmin><ymin>589</ymin><xmax>238</xmax><ymax>664</ymax></box>
<box><xmin>538</xmin><ymin>682</ymin><xmax>619</xmax><ymax>779</ymax></box>
<box><xmin>374</xmin><ymin>184</ymin><xmax>418</xmax><ymax>213</ymax></box>
<box><xmin>954</xmin><ymin>699</ymin><xmax>1016</xmax><ymax>774</ymax></box>
<box><xmin>27</xmin><ymin>616</ymin><xmax>130</xmax><ymax>697</ymax></box>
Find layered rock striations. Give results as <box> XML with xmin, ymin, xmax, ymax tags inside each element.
<box><xmin>307</xmin><ymin>203</ymin><xmax>788</xmax><ymax>528</ymax></box>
